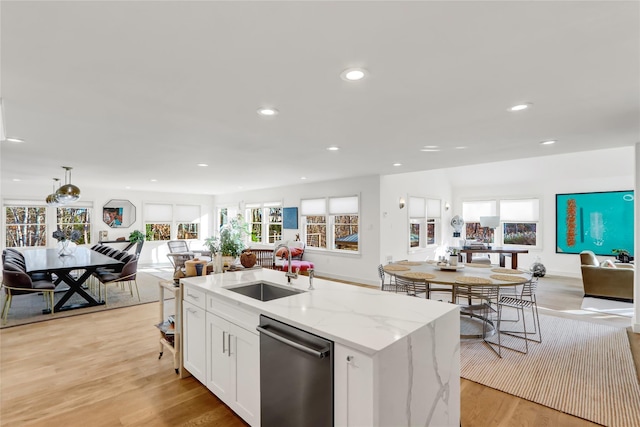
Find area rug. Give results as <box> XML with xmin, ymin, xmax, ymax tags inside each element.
<box><xmin>580</xmin><ymin>297</ymin><xmax>634</xmax><ymax>318</ymax></box>
<box><xmin>461</xmin><ymin>314</ymin><xmax>640</xmax><ymax>426</ymax></box>
<box><xmin>0</xmin><ymin>267</ymin><xmax>175</xmax><ymax>329</ymax></box>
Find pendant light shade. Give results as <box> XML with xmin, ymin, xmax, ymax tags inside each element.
<box><xmin>55</xmin><ymin>166</ymin><xmax>81</xmax><ymax>203</ymax></box>
<box><xmin>45</xmin><ymin>178</ymin><xmax>62</xmax><ymax>206</ymax></box>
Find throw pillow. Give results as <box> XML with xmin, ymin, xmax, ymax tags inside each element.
<box><xmin>600</xmin><ymin>260</ymin><xmax>617</xmax><ymax>268</ymax></box>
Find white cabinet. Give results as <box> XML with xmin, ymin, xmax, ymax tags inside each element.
<box><xmin>334</xmin><ymin>344</ymin><xmax>375</xmax><ymax>427</ymax></box>
<box><xmin>182</xmin><ymin>284</ymin><xmax>207</xmax><ymax>384</ymax></box>
<box><xmin>206</xmin><ymin>312</ymin><xmax>260</xmax><ymax>427</ymax></box>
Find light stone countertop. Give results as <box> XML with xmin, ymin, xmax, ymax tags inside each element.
<box><xmin>181</xmin><ymin>268</ymin><xmax>459</xmax><ymax>355</ymax></box>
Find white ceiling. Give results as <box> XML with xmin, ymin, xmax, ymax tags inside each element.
<box><xmin>1</xmin><ymin>1</ymin><xmax>639</xmax><ymax>196</ymax></box>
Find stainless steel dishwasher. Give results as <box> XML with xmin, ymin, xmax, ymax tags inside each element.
<box><xmin>257</xmin><ymin>315</ymin><xmax>334</xmax><ymax>427</ymax></box>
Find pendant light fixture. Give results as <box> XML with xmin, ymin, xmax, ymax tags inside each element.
<box><xmin>55</xmin><ymin>166</ymin><xmax>81</xmax><ymax>203</ymax></box>
<box><xmin>45</xmin><ymin>178</ymin><xmax>62</xmax><ymax>206</ymax></box>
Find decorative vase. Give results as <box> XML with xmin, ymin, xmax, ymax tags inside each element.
<box><xmin>222</xmin><ymin>255</ymin><xmax>235</xmax><ymax>269</ymax></box>
<box><xmin>240</xmin><ymin>250</ymin><xmax>257</xmax><ymax>268</ymax></box>
<box><xmin>214</xmin><ymin>253</ymin><xmax>223</xmax><ymax>274</ymax></box>
<box><xmin>57</xmin><ymin>240</ymin><xmax>77</xmax><ymax>256</ymax></box>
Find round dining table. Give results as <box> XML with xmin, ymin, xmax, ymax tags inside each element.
<box><xmin>383</xmin><ymin>261</ymin><xmax>532</xmax><ymax>338</ymax></box>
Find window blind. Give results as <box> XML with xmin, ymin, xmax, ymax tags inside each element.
<box><xmin>427</xmin><ymin>199</ymin><xmax>441</xmax><ymax>218</ymax></box>
<box><xmin>301</xmin><ymin>198</ymin><xmax>326</xmax><ymax>215</ymax></box>
<box><xmin>500</xmin><ymin>199</ymin><xmax>540</xmax><ymax>221</ymax></box>
<box><xmin>144</xmin><ymin>203</ymin><xmax>172</xmax><ymax>222</ymax></box>
<box><xmin>409</xmin><ymin>197</ymin><xmax>426</xmax><ymax>219</ymax></box>
<box><xmin>329</xmin><ymin>196</ymin><xmax>358</xmax><ymax>215</ymax></box>
<box><xmin>462</xmin><ymin>201</ymin><xmax>497</xmax><ymax>222</ymax></box>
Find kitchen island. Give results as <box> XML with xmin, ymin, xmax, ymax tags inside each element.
<box><xmin>181</xmin><ymin>268</ymin><xmax>460</xmax><ymax>427</ymax></box>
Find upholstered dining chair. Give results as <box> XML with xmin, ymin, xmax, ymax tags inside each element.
<box><xmin>94</xmin><ymin>255</ymin><xmax>140</xmax><ymax>306</ymax></box>
<box><xmin>1</xmin><ymin>260</ymin><xmax>56</xmax><ymax>323</ymax></box>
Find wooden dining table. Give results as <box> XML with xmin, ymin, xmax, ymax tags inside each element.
<box><xmin>383</xmin><ymin>261</ymin><xmax>531</xmax><ymax>338</ymax></box>
<box><xmin>23</xmin><ymin>247</ymin><xmax>123</xmax><ymax>312</ymax></box>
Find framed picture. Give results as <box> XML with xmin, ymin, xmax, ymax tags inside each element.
<box><xmin>102</xmin><ymin>199</ymin><xmax>136</xmax><ymax>228</ymax></box>
<box><xmin>283</xmin><ymin>207</ymin><xmax>298</xmax><ymax>229</ymax></box>
<box><xmin>556</xmin><ymin>190</ymin><xmax>634</xmax><ymax>256</ymax></box>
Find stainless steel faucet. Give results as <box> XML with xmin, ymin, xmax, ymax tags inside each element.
<box><xmin>273</xmin><ymin>243</ymin><xmax>298</xmax><ymax>284</ymax></box>
<box><xmin>308</xmin><ymin>268</ymin><xmax>315</xmax><ymax>290</ymax></box>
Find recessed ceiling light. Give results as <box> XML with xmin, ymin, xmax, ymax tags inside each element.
<box><xmin>257</xmin><ymin>107</ymin><xmax>279</xmax><ymax>117</ymax></box>
<box><xmin>455</xmin><ymin>146</ymin><xmax>467</xmax><ymax>150</ymax></box>
<box><xmin>340</xmin><ymin>68</ymin><xmax>367</xmax><ymax>81</ymax></box>
<box><xmin>423</xmin><ymin>145</ymin><xmax>439</xmax><ymax>149</ymax></box>
<box><xmin>326</xmin><ymin>146</ymin><xmax>340</xmax><ymax>151</ymax></box>
<box><xmin>12</xmin><ymin>178</ymin><xmax>20</xmax><ymax>182</ymax></box>
<box><xmin>150</xmin><ymin>179</ymin><xmax>157</xmax><ymax>182</ymax></box>
<box><xmin>197</xmin><ymin>163</ymin><xmax>208</xmax><ymax>167</ymax></box>
<box><xmin>393</xmin><ymin>163</ymin><xmax>402</xmax><ymax>167</ymax></box>
<box><xmin>540</xmin><ymin>140</ymin><xmax>557</xmax><ymax>145</ymax></box>
<box><xmin>5</xmin><ymin>137</ymin><xmax>25</xmax><ymax>143</ymax></box>
<box><xmin>509</xmin><ymin>103</ymin><xmax>532</xmax><ymax>112</ymax></box>
<box><xmin>125</xmin><ymin>186</ymin><xmax>131</xmax><ymax>189</ymax></box>
<box><xmin>420</xmin><ymin>148</ymin><xmax>441</xmax><ymax>152</ymax></box>
<box><xmin>301</xmin><ymin>176</ymin><xmax>307</xmax><ymax>180</ymax></box>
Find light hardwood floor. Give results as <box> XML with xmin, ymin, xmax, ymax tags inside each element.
<box><xmin>0</xmin><ymin>274</ymin><xmax>636</xmax><ymax>426</ymax></box>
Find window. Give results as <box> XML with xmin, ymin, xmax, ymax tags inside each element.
<box><xmin>426</xmin><ymin>199</ymin><xmax>441</xmax><ymax>246</ymax></box>
<box><xmin>330</xmin><ymin>196</ymin><xmax>359</xmax><ymax>252</ymax></box>
<box><xmin>144</xmin><ymin>203</ymin><xmax>172</xmax><ymax>241</ymax></box>
<box><xmin>175</xmin><ymin>205</ymin><xmax>201</xmax><ymax>240</ymax></box>
<box><xmin>57</xmin><ymin>207</ymin><xmax>92</xmax><ymax>245</ymax></box>
<box><xmin>245</xmin><ymin>202</ymin><xmax>282</xmax><ymax>244</ymax></box>
<box><xmin>500</xmin><ymin>199</ymin><xmax>540</xmax><ymax>246</ymax></box>
<box><xmin>5</xmin><ymin>206</ymin><xmax>47</xmax><ymax>247</ymax></box>
<box><xmin>301</xmin><ymin>199</ymin><xmax>327</xmax><ymax>249</ymax></box>
<box><xmin>462</xmin><ymin>200</ymin><xmax>497</xmax><ymax>243</ymax></box>
<box><xmin>301</xmin><ymin>196</ymin><xmax>359</xmax><ymax>252</ymax></box>
<box><xmin>408</xmin><ymin>197</ymin><xmax>426</xmax><ymax>250</ymax></box>
<box><xmin>177</xmin><ymin>223</ymin><xmax>199</xmax><ymax>239</ymax></box>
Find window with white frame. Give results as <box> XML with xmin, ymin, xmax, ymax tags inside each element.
<box><xmin>175</xmin><ymin>204</ymin><xmax>201</xmax><ymax>240</ymax></box>
<box><xmin>301</xmin><ymin>198</ymin><xmax>327</xmax><ymax>249</ymax></box>
<box><xmin>462</xmin><ymin>200</ymin><xmax>497</xmax><ymax>243</ymax></box>
<box><xmin>57</xmin><ymin>206</ymin><xmax>92</xmax><ymax>244</ymax></box>
<box><xmin>426</xmin><ymin>198</ymin><xmax>441</xmax><ymax>246</ymax></box>
<box><xmin>4</xmin><ymin>204</ymin><xmax>47</xmax><ymax>247</ymax></box>
<box><xmin>144</xmin><ymin>203</ymin><xmax>172</xmax><ymax>241</ymax></box>
<box><xmin>330</xmin><ymin>196</ymin><xmax>359</xmax><ymax>252</ymax></box>
<box><xmin>245</xmin><ymin>202</ymin><xmax>282</xmax><ymax>244</ymax></box>
<box><xmin>409</xmin><ymin>197</ymin><xmax>426</xmax><ymax>250</ymax></box>
<box><xmin>302</xmin><ymin>196</ymin><xmax>359</xmax><ymax>252</ymax></box>
<box><xmin>216</xmin><ymin>206</ymin><xmax>239</xmax><ymax>232</ymax></box>
<box><xmin>500</xmin><ymin>199</ymin><xmax>540</xmax><ymax>246</ymax></box>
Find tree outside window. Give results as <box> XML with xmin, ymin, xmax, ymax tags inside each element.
<box><xmin>177</xmin><ymin>223</ymin><xmax>199</xmax><ymax>239</ymax></box>
<box><xmin>5</xmin><ymin>206</ymin><xmax>47</xmax><ymax>247</ymax></box>
<box><xmin>305</xmin><ymin>215</ymin><xmax>327</xmax><ymax>249</ymax></box>
<box><xmin>146</xmin><ymin>223</ymin><xmax>171</xmax><ymax>241</ymax></box>
<box><xmin>250</xmin><ymin>208</ymin><xmax>263</xmax><ymax>243</ymax></box>
<box><xmin>503</xmin><ymin>223</ymin><xmax>537</xmax><ymax>245</ymax></box>
<box><xmin>334</xmin><ymin>215</ymin><xmax>358</xmax><ymax>251</ymax></box>
<box><xmin>57</xmin><ymin>207</ymin><xmax>91</xmax><ymax>244</ymax></box>
<box><xmin>268</xmin><ymin>207</ymin><xmax>282</xmax><ymax>243</ymax></box>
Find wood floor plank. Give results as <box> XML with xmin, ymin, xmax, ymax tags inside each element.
<box><xmin>0</xmin><ymin>274</ymin><xmax>636</xmax><ymax>426</ymax></box>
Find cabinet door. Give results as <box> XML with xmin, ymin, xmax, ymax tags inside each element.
<box><xmin>206</xmin><ymin>313</ymin><xmax>232</xmax><ymax>401</ymax></box>
<box><xmin>230</xmin><ymin>323</ymin><xmax>260</xmax><ymax>427</ymax></box>
<box><xmin>334</xmin><ymin>344</ymin><xmax>374</xmax><ymax>427</ymax></box>
<box><xmin>182</xmin><ymin>301</ymin><xmax>206</xmax><ymax>384</ymax></box>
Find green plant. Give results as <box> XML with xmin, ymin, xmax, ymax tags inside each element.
<box><xmin>208</xmin><ymin>215</ymin><xmax>249</xmax><ymax>257</ymax></box>
<box><xmin>129</xmin><ymin>230</ymin><xmax>145</xmax><ymax>243</ymax></box>
<box><xmin>612</xmin><ymin>248</ymin><xmax>629</xmax><ymax>256</ymax></box>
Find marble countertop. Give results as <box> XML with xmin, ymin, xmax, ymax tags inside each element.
<box><xmin>181</xmin><ymin>268</ymin><xmax>459</xmax><ymax>355</ymax></box>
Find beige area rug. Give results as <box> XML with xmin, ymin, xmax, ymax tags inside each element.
<box><xmin>461</xmin><ymin>314</ymin><xmax>640</xmax><ymax>427</ymax></box>
<box><xmin>0</xmin><ymin>266</ymin><xmax>175</xmax><ymax>329</ymax></box>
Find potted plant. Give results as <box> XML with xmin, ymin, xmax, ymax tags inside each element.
<box><xmin>612</xmin><ymin>248</ymin><xmax>631</xmax><ymax>263</ymax></box>
<box><xmin>128</xmin><ymin>230</ymin><xmax>145</xmax><ymax>257</ymax></box>
<box><xmin>206</xmin><ymin>215</ymin><xmax>249</xmax><ymax>269</ymax></box>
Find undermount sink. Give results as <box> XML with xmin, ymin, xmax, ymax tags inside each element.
<box><xmin>225</xmin><ymin>282</ymin><xmax>305</xmax><ymax>302</ymax></box>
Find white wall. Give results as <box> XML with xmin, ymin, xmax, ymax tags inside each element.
<box><xmin>1</xmin><ymin>182</ymin><xmax>215</xmax><ymax>265</ymax></box>
<box><xmin>445</xmin><ymin>147</ymin><xmax>634</xmax><ymax>277</ymax></box>
<box><xmin>214</xmin><ymin>175</ymin><xmax>381</xmax><ymax>285</ymax></box>
<box><xmin>380</xmin><ymin>169</ymin><xmax>454</xmax><ymax>264</ymax></box>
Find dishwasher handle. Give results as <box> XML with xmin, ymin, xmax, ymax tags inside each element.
<box><xmin>257</xmin><ymin>325</ymin><xmax>330</xmax><ymax>359</ymax></box>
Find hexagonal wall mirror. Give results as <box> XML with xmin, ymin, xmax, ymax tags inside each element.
<box><xmin>103</xmin><ymin>199</ymin><xmax>136</xmax><ymax>228</ymax></box>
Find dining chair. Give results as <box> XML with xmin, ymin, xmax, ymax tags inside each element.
<box><xmin>378</xmin><ymin>264</ymin><xmax>397</xmax><ymax>292</ymax></box>
<box><xmin>455</xmin><ymin>281</ymin><xmax>502</xmax><ymax>357</ymax></box>
<box><xmin>394</xmin><ymin>276</ymin><xmax>428</xmax><ymax>298</ymax></box>
<box><xmin>496</xmin><ymin>275</ymin><xmax>542</xmax><ymax>354</ymax></box>
<box><xmin>1</xmin><ymin>260</ymin><xmax>56</xmax><ymax>323</ymax></box>
<box><xmin>95</xmin><ymin>256</ymin><xmax>140</xmax><ymax>306</ymax></box>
